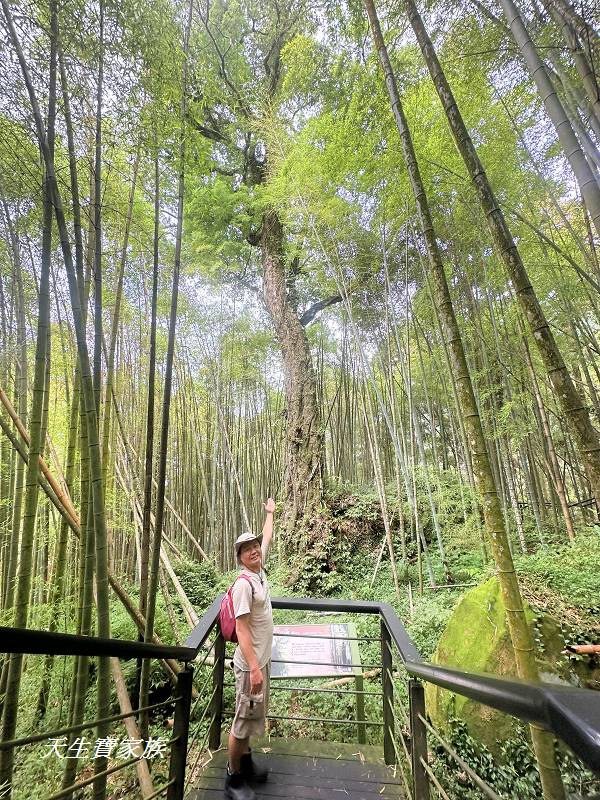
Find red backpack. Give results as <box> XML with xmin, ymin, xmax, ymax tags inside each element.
<box><xmin>219</xmin><ymin>573</ymin><xmax>254</xmax><ymax>642</ymax></box>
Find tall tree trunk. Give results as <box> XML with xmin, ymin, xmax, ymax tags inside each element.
<box><xmin>543</xmin><ymin>0</ymin><xmax>600</xmax><ymax>132</ymax></box>
<box><xmin>0</xmin><ymin>198</ymin><xmax>27</xmax><ymax>616</ymax></box>
<box><xmin>58</xmin><ymin>48</ymin><xmax>84</xmax><ymax>293</ymax></box>
<box><xmin>139</xmin><ymin>0</ymin><xmax>193</xmax><ymax>737</ymax></box>
<box><xmin>524</xmin><ymin>340</ymin><xmax>576</xmax><ymax>540</ymax></box>
<box><xmin>101</xmin><ymin>143</ymin><xmax>140</xmax><ymax>486</ymax></box>
<box><xmin>0</xmin><ymin>24</ymin><xmax>53</xmax><ymax>785</ymax></box>
<box><xmin>498</xmin><ymin>0</ymin><xmax>600</xmax><ymax>236</ymax></box>
<box><xmin>91</xmin><ymin>5</ymin><xmax>110</xmax><ymax>795</ymax></box>
<box><xmin>260</xmin><ymin>209</ymin><xmax>323</xmax><ymax>541</ymax></box>
<box><xmin>36</xmin><ymin>377</ymin><xmax>79</xmax><ymax>720</ymax></box>
<box><xmin>548</xmin><ymin>0</ymin><xmax>599</xmax><ymax>58</ymax></box>
<box><xmin>137</xmin><ymin>139</ymin><xmax>160</xmax><ymax>716</ymax></box>
<box><xmin>362</xmin><ymin>2</ymin><xmax>566</xmax><ymax>797</ymax></box>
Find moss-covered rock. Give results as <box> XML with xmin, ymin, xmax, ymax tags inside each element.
<box><xmin>425</xmin><ymin>577</ymin><xmax>580</xmax><ymax>753</ymax></box>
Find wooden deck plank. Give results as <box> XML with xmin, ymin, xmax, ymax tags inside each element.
<box><xmin>187</xmin><ymin>740</ymin><xmax>404</xmax><ymax>800</ymax></box>
<box><xmin>201</xmin><ymin>762</ymin><xmax>402</xmax><ymax>787</ymax></box>
<box><xmin>199</xmin><ymin>748</ymin><xmax>402</xmax><ymax>783</ymax></box>
<box><xmin>193</xmin><ymin>776</ymin><xmax>402</xmax><ymax>798</ymax></box>
<box><xmin>246</xmin><ymin>737</ymin><xmax>387</xmax><ymax>762</ymax></box>
<box><xmin>202</xmin><ymin>754</ymin><xmax>402</xmax><ymax>784</ymax></box>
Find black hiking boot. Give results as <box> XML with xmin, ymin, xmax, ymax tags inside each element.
<box><xmin>224</xmin><ymin>767</ymin><xmax>256</xmax><ymax>800</ymax></box>
<box><xmin>240</xmin><ymin>749</ymin><xmax>269</xmax><ymax>783</ymax></box>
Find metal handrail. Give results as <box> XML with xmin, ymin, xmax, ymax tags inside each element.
<box><xmin>0</xmin><ymin>624</ymin><xmax>196</xmax><ymax>661</ymax></box>
<box><xmin>268</xmin><ymin>685</ymin><xmax>383</xmax><ymax>696</ymax></box>
<box><xmin>2</xmin><ymin>593</ymin><xmax>600</xmax><ymax>785</ymax></box>
<box><xmin>271</xmin><ymin>631</ymin><xmax>381</xmax><ymax>641</ymax></box>
<box><xmin>405</xmin><ymin>660</ymin><xmax>600</xmax><ymax>774</ymax></box>
<box><xmin>270</xmin><ymin>658</ymin><xmax>380</xmax><ymax>668</ymax></box>
<box><xmin>0</xmin><ymin>597</ymin><xmax>224</xmax><ymax>662</ymax></box>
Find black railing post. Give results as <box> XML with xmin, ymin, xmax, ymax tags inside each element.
<box><xmin>409</xmin><ymin>678</ymin><xmax>430</xmax><ymax>800</ymax></box>
<box><xmin>167</xmin><ymin>664</ymin><xmax>194</xmax><ymax>800</ymax></box>
<box><xmin>209</xmin><ymin>630</ymin><xmax>226</xmax><ymax>751</ymax></box>
<box><xmin>381</xmin><ymin>619</ymin><xmax>395</xmax><ymax>766</ymax></box>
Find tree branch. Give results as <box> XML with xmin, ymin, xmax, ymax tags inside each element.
<box><xmin>197</xmin><ymin>0</ymin><xmax>252</xmax><ymax>118</ymax></box>
<box><xmin>187</xmin><ymin>114</ymin><xmax>229</xmax><ymax>143</ymax></box>
<box><xmin>299</xmin><ymin>294</ymin><xmax>343</xmax><ymax>326</ymax></box>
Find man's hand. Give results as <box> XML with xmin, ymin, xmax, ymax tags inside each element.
<box><xmin>250</xmin><ymin>665</ymin><xmax>263</xmax><ymax>695</ymax></box>
<box><xmin>264</xmin><ymin>497</ymin><xmax>275</xmax><ymax>515</ymax></box>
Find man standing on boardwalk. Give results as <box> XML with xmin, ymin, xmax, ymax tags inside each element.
<box><xmin>224</xmin><ymin>498</ymin><xmax>275</xmax><ymax>800</ymax></box>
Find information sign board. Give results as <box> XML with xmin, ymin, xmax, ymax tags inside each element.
<box><xmin>270</xmin><ymin>623</ymin><xmax>357</xmax><ymax>679</ymax></box>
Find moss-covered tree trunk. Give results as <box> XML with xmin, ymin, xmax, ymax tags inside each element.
<box><xmin>363</xmin><ymin>2</ymin><xmax>565</xmax><ymax>797</ymax></box>
<box><xmin>260</xmin><ymin>209</ymin><xmax>323</xmax><ymax>542</ymax></box>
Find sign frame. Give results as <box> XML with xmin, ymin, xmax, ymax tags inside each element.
<box><xmin>270</xmin><ymin>622</ymin><xmax>366</xmax><ymax>744</ymax></box>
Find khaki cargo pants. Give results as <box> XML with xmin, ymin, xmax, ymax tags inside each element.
<box><xmin>231</xmin><ymin>662</ymin><xmax>271</xmax><ymax>739</ymax></box>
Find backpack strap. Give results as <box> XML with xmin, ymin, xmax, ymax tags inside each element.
<box><xmin>235</xmin><ymin>572</ymin><xmax>255</xmax><ymax>596</ymax></box>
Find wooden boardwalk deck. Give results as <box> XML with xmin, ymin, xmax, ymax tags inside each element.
<box><xmin>186</xmin><ymin>739</ymin><xmax>404</xmax><ymax>799</ymax></box>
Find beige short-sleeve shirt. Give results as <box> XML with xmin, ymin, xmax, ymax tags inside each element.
<box><xmin>231</xmin><ymin>568</ymin><xmax>273</xmax><ymax>671</ymax></box>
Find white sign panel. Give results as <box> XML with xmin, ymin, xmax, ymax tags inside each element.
<box><xmin>270</xmin><ymin>623</ymin><xmax>356</xmax><ymax>679</ymax></box>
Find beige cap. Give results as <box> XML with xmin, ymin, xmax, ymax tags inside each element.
<box><xmin>234</xmin><ymin>531</ymin><xmax>262</xmax><ymax>562</ymax></box>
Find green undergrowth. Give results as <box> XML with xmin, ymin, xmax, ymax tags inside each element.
<box><xmin>431</xmin><ymin>719</ymin><xmax>600</xmax><ymax>799</ymax></box>
<box><xmin>8</xmin><ymin>483</ymin><xmax>599</xmax><ymax>798</ymax></box>
<box><xmin>174</xmin><ymin>557</ymin><xmax>229</xmax><ymax>612</ymax></box>
<box><xmin>513</xmin><ymin>531</ymin><xmax>600</xmax><ymax>641</ymax></box>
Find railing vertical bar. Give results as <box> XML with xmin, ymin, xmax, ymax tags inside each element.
<box><xmin>381</xmin><ymin>619</ymin><xmax>395</xmax><ymax>766</ymax></box>
<box><xmin>189</xmin><ymin>684</ymin><xmax>219</xmax><ymax>743</ymax></box>
<box><xmin>167</xmin><ymin>665</ymin><xmax>194</xmax><ymax>800</ymax></box>
<box><xmin>208</xmin><ymin>631</ymin><xmax>226</xmax><ymax>751</ymax></box>
<box><xmin>409</xmin><ymin>679</ymin><xmax>430</xmax><ymax>800</ymax></box>
<box><xmin>189</xmin><ymin>660</ymin><xmax>218</xmax><ymax>718</ymax></box>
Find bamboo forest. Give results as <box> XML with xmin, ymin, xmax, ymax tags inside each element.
<box><xmin>1</xmin><ymin>0</ymin><xmax>600</xmax><ymax>797</ymax></box>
